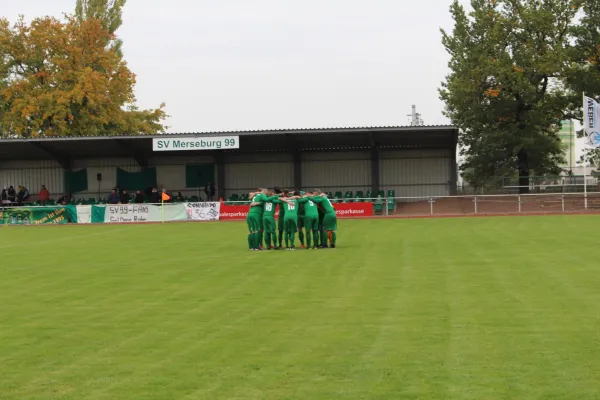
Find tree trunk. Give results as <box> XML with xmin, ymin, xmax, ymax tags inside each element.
<box><xmin>517</xmin><ymin>149</ymin><xmax>530</xmax><ymax>194</ymax></box>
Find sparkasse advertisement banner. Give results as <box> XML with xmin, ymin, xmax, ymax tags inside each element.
<box><xmin>152</xmin><ymin>136</ymin><xmax>239</xmax><ymax>151</ymax></box>
<box><xmin>219</xmin><ymin>202</ymin><xmax>373</xmax><ymax>220</ymax></box>
<box><xmin>334</xmin><ymin>202</ymin><xmax>373</xmax><ymax>217</ymax></box>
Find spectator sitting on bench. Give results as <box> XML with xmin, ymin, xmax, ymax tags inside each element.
<box><xmin>58</xmin><ymin>194</ymin><xmax>70</xmax><ymax>205</ymax></box>
<box><xmin>174</xmin><ymin>192</ymin><xmax>185</xmax><ymax>202</ymax></box>
<box><xmin>134</xmin><ymin>190</ymin><xmax>145</xmax><ymax>204</ymax></box>
<box><xmin>108</xmin><ymin>189</ymin><xmax>119</xmax><ymax>204</ymax></box>
<box><xmin>119</xmin><ymin>189</ymin><xmax>130</xmax><ymax>204</ymax></box>
<box><xmin>17</xmin><ymin>185</ymin><xmax>30</xmax><ymax>205</ymax></box>
<box><xmin>39</xmin><ymin>185</ymin><xmax>50</xmax><ymax>205</ymax></box>
<box><xmin>7</xmin><ymin>186</ymin><xmax>16</xmax><ymax>203</ymax></box>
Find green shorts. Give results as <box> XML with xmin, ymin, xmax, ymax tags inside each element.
<box><xmin>246</xmin><ymin>214</ymin><xmax>260</xmax><ymax>232</ymax></box>
<box><xmin>323</xmin><ymin>212</ymin><xmax>337</xmax><ymax>231</ymax></box>
<box><xmin>303</xmin><ymin>216</ymin><xmax>318</xmax><ymax>231</ymax></box>
<box><xmin>263</xmin><ymin>216</ymin><xmax>276</xmax><ymax>233</ymax></box>
<box><xmin>284</xmin><ymin>217</ymin><xmax>297</xmax><ymax>233</ymax></box>
<box><xmin>297</xmin><ymin>216</ymin><xmax>304</xmax><ymax>229</ymax></box>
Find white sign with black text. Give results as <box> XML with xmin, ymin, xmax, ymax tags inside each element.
<box><xmin>105</xmin><ymin>205</ymin><xmax>150</xmax><ymax>223</ymax></box>
<box><xmin>153</xmin><ymin>136</ymin><xmax>239</xmax><ymax>151</ymax></box>
<box><xmin>185</xmin><ymin>202</ymin><xmax>221</xmax><ymax>221</ymax></box>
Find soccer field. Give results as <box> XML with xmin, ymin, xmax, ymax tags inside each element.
<box><xmin>2</xmin><ymin>216</ymin><xmax>600</xmax><ymax>399</ymax></box>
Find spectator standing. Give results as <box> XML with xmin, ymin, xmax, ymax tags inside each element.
<box><xmin>205</xmin><ymin>182</ymin><xmax>216</xmax><ymax>201</ymax></box>
<box><xmin>1</xmin><ymin>188</ymin><xmax>8</xmax><ymax>205</ymax></box>
<box><xmin>39</xmin><ymin>185</ymin><xmax>50</xmax><ymax>205</ymax></box>
<box><xmin>108</xmin><ymin>189</ymin><xmax>119</xmax><ymax>204</ymax></box>
<box><xmin>150</xmin><ymin>188</ymin><xmax>160</xmax><ymax>204</ymax></box>
<box><xmin>134</xmin><ymin>190</ymin><xmax>145</xmax><ymax>204</ymax></box>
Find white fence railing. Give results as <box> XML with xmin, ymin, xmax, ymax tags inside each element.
<box><xmin>222</xmin><ymin>192</ymin><xmax>600</xmax><ymax>217</ymax></box>
<box><xmin>376</xmin><ymin>192</ymin><xmax>600</xmax><ymax>216</ymax></box>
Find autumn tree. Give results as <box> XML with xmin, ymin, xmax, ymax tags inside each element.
<box><xmin>440</xmin><ymin>0</ymin><xmax>581</xmax><ymax>192</ymax></box>
<box><xmin>75</xmin><ymin>0</ymin><xmax>126</xmax><ymax>56</ymax></box>
<box><xmin>0</xmin><ymin>15</ymin><xmax>166</xmax><ymax>137</ymax></box>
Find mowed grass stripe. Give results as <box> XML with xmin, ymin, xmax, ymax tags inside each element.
<box><xmin>1</xmin><ymin>217</ymin><xmax>600</xmax><ymax>399</ymax></box>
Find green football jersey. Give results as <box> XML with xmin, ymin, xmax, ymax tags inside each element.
<box><xmin>311</xmin><ymin>195</ymin><xmax>335</xmax><ymax>214</ymax></box>
<box><xmin>249</xmin><ymin>193</ymin><xmax>268</xmax><ymax>215</ymax></box>
<box><xmin>298</xmin><ymin>197</ymin><xmax>319</xmax><ymax>217</ymax></box>
<box><xmin>282</xmin><ymin>199</ymin><xmax>299</xmax><ymax>218</ymax></box>
<box><xmin>263</xmin><ymin>197</ymin><xmax>281</xmax><ymax>217</ymax></box>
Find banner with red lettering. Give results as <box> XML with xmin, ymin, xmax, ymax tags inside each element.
<box><xmin>333</xmin><ymin>202</ymin><xmax>373</xmax><ymax>217</ymax></box>
<box><xmin>219</xmin><ymin>202</ymin><xmax>372</xmax><ymax>220</ymax></box>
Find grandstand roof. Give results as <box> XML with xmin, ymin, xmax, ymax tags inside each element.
<box><xmin>0</xmin><ymin>125</ymin><xmax>458</xmax><ymax>168</ymax></box>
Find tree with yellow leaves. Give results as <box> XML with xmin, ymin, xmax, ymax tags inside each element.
<box><xmin>0</xmin><ymin>14</ymin><xmax>166</xmax><ymax>137</ymax></box>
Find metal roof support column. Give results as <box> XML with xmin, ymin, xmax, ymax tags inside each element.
<box><xmin>371</xmin><ymin>148</ymin><xmax>380</xmax><ymax>195</ymax></box>
<box><xmin>450</xmin><ymin>130</ymin><xmax>458</xmax><ymax>195</ymax></box>
<box><xmin>293</xmin><ymin>150</ymin><xmax>302</xmax><ymax>190</ymax></box>
<box><xmin>215</xmin><ymin>153</ymin><xmax>225</xmax><ymax>200</ymax></box>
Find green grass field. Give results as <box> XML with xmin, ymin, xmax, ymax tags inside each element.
<box><xmin>2</xmin><ymin>216</ymin><xmax>600</xmax><ymax>399</ymax></box>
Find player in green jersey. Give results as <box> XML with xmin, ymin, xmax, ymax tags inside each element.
<box><xmin>309</xmin><ymin>191</ymin><xmax>337</xmax><ymax>248</ymax></box>
<box><xmin>275</xmin><ymin>189</ymin><xmax>289</xmax><ymax>249</ymax></box>
<box><xmin>297</xmin><ymin>190</ymin><xmax>306</xmax><ymax>247</ymax></box>
<box><xmin>298</xmin><ymin>193</ymin><xmax>319</xmax><ymax>249</ymax></box>
<box><xmin>281</xmin><ymin>194</ymin><xmax>302</xmax><ymax>250</ymax></box>
<box><xmin>246</xmin><ymin>191</ymin><xmax>262</xmax><ymax>250</ymax></box>
<box><xmin>247</xmin><ymin>189</ymin><xmax>270</xmax><ymax>250</ymax></box>
<box><xmin>262</xmin><ymin>192</ymin><xmax>282</xmax><ymax>250</ymax></box>
<box><xmin>317</xmin><ymin>202</ymin><xmax>326</xmax><ymax>248</ymax></box>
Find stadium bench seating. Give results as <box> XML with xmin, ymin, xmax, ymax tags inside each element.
<box><xmin>387</xmin><ymin>197</ymin><xmax>396</xmax><ymax>213</ymax></box>
<box><xmin>334</xmin><ymin>191</ymin><xmax>343</xmax><ymax>202</ymax></box>
<box><xmin>354</xmin><ymin>191</ymin><xmax>364</xmax><ymax>202</ymax></box>
<box><xmin>365</xmin><ymin>191</ymin><xmax>372</xmax><ymax>201</ymax></box>
<box><xmin>343</xmin><ymin>191</ymin><xmax>353</xmax><ymax>202</ymax></box>
<box><xmin>373</xmin><ymin>196</ymin><xmax>384</xmax><ymax>214</ymax></box>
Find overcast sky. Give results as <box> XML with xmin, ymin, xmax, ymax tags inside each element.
<box><xmin>2</xmin><ymin>0</ymin><xmax>466</xmax><ymax>133</ymax></box>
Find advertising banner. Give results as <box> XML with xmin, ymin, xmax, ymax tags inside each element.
<box><xmin>76</xmin><ymin>205</ymin><xmax>92</xmax><ymax>224</ymax></box>
<box><xmin>334</xmin><ymin>202</ymin><xmax>373</xmax><ymax>217</ymax></box>
<box><xmin>185</xmin><ymin>202</ymin><xmax>220</xmax><ymax>221</ymax></box>
<box><xmin>0</xmin><ymin>202</ymin><xmax>374</xmax><ymax>225</ymax></box>
<box><xmin>0</xmin><ymin>206</ymin><xmax>77</xmax><ymax>225</ymax></box>
<box><xmin>219</xmin><ymin>202</ymin><xmax>372</xmax><ymax>220</ymax></box>
<box><xmin>92</xmin><ymin>204</ymin><xmax>189</xmax><ymax>223</ymax></box>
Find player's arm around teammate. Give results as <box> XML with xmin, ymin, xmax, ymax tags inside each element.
<box><xmin>298</xmin><ymin>194</ymin><xmax>319</xmax><ymax>249</ymax></box>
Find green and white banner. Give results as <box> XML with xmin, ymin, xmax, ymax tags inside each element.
<box><xmin>1</xmin><ymin>203</ymin><xmax>222</xmax><ymax>225</ymax></box>
<box><xmin>91</xmin><ymin>204</ymin><xmax>189</xmax><ymax>223</ymax></box>
<box><xmin>0</xmin><ymin>206</ymin><xmax>77</xmax><ymax>225</ymax></box>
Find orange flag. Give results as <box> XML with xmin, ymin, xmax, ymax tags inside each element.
<box><xmin>162</xmin><ymin>192</ymin><xmax>171</xmax><ymax>201</ymax></box>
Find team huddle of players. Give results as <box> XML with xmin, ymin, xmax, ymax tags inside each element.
<box><xmin>246</xmin><ymin>188</ymin><xmax>338</xmax><ymax>250</ymax></box>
